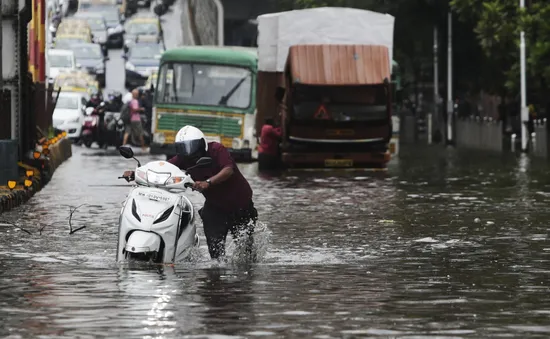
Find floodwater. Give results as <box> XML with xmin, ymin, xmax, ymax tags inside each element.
<box><xmin>2</xmin><ymin>145</ymin><xmax>550</xmax><ymax>338</ymax></box>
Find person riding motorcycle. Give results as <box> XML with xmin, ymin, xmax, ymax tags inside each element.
<box><xmin>95</xmin><ymin>102</ymin><xmax>108</xmax><ymax>133</ymax></box>
<box><xmin>86</xmin><ymin>92</ymin><xmax>102</xmax><ymax>108</ymax></box>
<box><xmin>106</xmin><ymin>91</ymin><xmax>123</xmax><ymax>112</ymax></box>
<box><xmin>122</xmin><ymin>125</ymin><xmax>258</xmax><ymax>261</ymax></box>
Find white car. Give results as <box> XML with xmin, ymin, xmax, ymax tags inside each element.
<box><xmin>52</xmin><ymin>92</ymin><xmax>89</xmax><ymax>141</ymax></box>
<box><xmin>47</xmin><ymin>49</ymin><xmax>77</xmax><ymax>80</ymax></box>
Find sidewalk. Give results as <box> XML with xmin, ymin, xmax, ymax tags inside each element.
<box><xmin>0</xmin><ymin>134</ymin><xmax>72</xmax><ymax>215</ymax></box>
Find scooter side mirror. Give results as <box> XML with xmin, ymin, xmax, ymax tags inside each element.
<box><xmin>119</xmin><ymin>146</ymin><xmax>142</xmax><ymax>167</ymax></box>
<box><xmin>119</xmin><ymin>146</ymin><xmax>134</xmax><ymax>158</ymax></box>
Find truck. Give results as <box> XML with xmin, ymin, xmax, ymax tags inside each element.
<box><xmin>256</xmin><ymin>7</ymin><xmax>397</xmax><ymax>169</ymax></box>
<box><xmin>150</xmin><ymin>46</ymin><xmax>258</xmax><ymax>161</ymax></box>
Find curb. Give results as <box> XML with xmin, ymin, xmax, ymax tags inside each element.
<box><xmin>0</xmin><ymin>137</ymin><xmax>72</xmax><ymax>215</ymax></box>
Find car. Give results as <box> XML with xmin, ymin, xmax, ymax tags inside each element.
<box><xmin>73</xmin><ymin>13</ymin><xmax>108</xmax><ymax>46</ymax></box>
<box><xmin>47</xmin><ymin>49</ymin><xmax>77</xmax><ymax>80</ymax></box>
<box><xmin>52</xmin><ymin>91</ymin><xmax>90</xmax><ymax>142</ymax></box>
<box><xmin>54</xmin><ymin>70</ymin><xmax>102</xmax><ymax>97</ymax></box>
<box><xmin>123</xmin><ymin>41</ymin><xmax>164</xmax><ymax>89</ymax></box>
<box><xmin>56</xmin><ymin>18</ymin><xmax>94</xmax><ymax>38</ymax></box>
<box><xmin>53</xmin><ymin>33</ymin><xmax>92</xmax><ymax>49</ymax></box>
<box><xmin>69</xmin><ymin>43</ymin><xmax>109</xmax><ymax>87</ymax></box>
<box><xmin>119</xmin><ymin>0</ymin><xmax>138</xmax><ymax>18</ymax></box>
<box><xmin>123</xmin><ymin>15</ymin><xmax>162</xmax><ymax>47</ymax></box>
<box><xmin>78</xmin><ymin>1</ymin><xmax>125</xmax><ymax>29</ymax></box>
<box><xmin>75</xmin><ymin>10</ymin><xmax>125</xmax><ymax>48</ymax></box>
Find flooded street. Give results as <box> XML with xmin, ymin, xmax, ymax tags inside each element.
<box><xmin>1</xmin><ymin>145</ymin><xmax>550</xmax><ymax>338</ymax></box>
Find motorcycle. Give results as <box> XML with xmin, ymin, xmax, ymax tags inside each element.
<box><xmin>116</xmin><ymin>146</ymin><xmax>212</xmax><ymax>263</ymax></box>
<box><xmin>103</xmin><ymin>111</ymin><xmax>126</xmax><ymax>149</ymax></box>
<box><xmin>81</xmin><ymin>106</ymin><xmax>100</xmax><ymax>148</ymax></box>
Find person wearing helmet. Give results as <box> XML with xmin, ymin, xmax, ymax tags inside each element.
<box><xmin>122</xmin><ymin>125</ymin><xmax>258</xmax><ymax>261</ymax></box>
<box><xmin>86</xmin><ymin>92</ymin><xmax>102</xmax><ymax>108</ymax></box>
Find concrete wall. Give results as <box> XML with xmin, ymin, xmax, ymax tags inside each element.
<box><xmin>180</xmin><ymin>0</ymin><xmax>196</xmax><ymax>45</ymax></box>
<box><xmin>455</xmin><ymin>117</ymin><xmax>503</xmax><ymax>152</ymax></box>
<box><xmin>188</xmin><ymin>0</ymin><xmax>219</xmax><ymax>45</ymax></box>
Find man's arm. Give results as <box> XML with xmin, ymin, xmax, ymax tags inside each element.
<box><xmin>208</xmin><ymin>166</ymin><xmax>234</xmax><ymax>185</ymax></box>
<box><xmin>167</xmin><ymin>155</ymin><xmax>179</xmax><ymax>166</ymax></box>
<box><xmin>193</xmin><ymin>145</ymin><xmax>235</xmax><ymax>191</ymax></box>
<box><xmin>209</xmin><ymin>145</ymin><xmax>235</xmax><ymax>185</ymax></box>
<box><xmin>271</xmin><ymin>127</ymin><xmax>282</xmax><ymax>137</ymax></box>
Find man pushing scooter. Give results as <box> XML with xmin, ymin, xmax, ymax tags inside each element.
<box><xmin>122</xmin><ymin>125</ymin><xmax>258</xmax><ymax>261</ymax></box>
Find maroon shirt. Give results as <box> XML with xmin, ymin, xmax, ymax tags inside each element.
<box><xmin>168</xmin><ymin>142</ymin><xmax>253</xmax><ymax>212</ymax></box>
<box><xmin>258</xmin><ymin>125</ymin><xmax>281</xmax><ymax>155</ymax></box>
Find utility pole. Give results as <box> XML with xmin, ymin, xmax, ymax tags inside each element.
<box><xmin>446</xmin><ymin>11</ymin><xmax>453</xmax><ymax>144</ymax></box>
<box><xmin>433</xmin><ymin>25</ymin><xmax>439</xmax><ymax>143</ymax></box>
<box><xmin>520</xmin><ymin>0</ymin><xmax>528</xmax><ymax>152</ymax></box>
<box><xmin>0</xmin><ymin>4</ymin><xmax>3</xmax><ymax>90</ymax></box>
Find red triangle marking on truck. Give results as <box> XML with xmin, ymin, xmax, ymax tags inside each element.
<box><xmin>314</xmin><ymin>104</ymin><xmax>330</xmax><ymax>120</ymax></box>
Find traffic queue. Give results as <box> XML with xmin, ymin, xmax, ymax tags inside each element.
<box><xmin>46</xmin><ymin>0</ymin><xmax>168</xmax><ymax>149</ymax></box>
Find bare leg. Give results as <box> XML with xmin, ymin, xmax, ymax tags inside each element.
<box><xmin>140</xmin><ymin>134</ymin><xmax>146</xmax><ymax>151</ymax></box>
<box><xmin>123</xmin><ymin>132</ymin><xmax>129</xmax><ymax>145</ymax></box>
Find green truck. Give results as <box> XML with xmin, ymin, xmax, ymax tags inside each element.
<box><xmin>150</xmin><ymin>46</ymin><xmax>258</xmax><ymax>161</ymax></box>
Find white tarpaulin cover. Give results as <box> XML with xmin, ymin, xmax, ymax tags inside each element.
<box><xmin>257</xmin><ymin>7</ymin><xmax>395</xmax><ymax>73</ymax></box>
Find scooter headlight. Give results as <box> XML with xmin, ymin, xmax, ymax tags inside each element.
<box><xmin>146</xmin><ymin>170</ymin><xmax>171</xmax><ymax>185</ymax></box>
<box><xmin>165</xmin><ymin>176</ymin><xmax>184</xmax><ymax>185</ymax></box>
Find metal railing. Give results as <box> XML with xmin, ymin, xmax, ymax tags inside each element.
<box><xmin>455</xmin><ymin>116</ymin><xmax>503</xmax><ymax>152</ymax></box>
<box><xmin>532</xmin><ymin>119</ymin><xmax>548</xmax><ymax>158</ymax></box>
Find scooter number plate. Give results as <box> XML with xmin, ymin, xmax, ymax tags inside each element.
<box><xmin>147</xmin><ymin>194</ymin><xmax>169</xmax><ymax>202</ymax></box>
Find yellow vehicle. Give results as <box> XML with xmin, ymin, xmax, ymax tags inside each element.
<box><xmin>123</xmin><ymin>15</ymin><xmax>162</xmax><ymax>47</ymax></box>
<box><xmin>56</xmin><ymin>19</ymin><xmax>93</xmax><ymax>39</ymax></box>
<box><xmin>54</xmin><ymin>71</ymin><xmax>99</xmax><ymax>95</ymax></box>
<box><xmin>53</xmin><ymin>33</ymin><xmax>92</xmax><ymax>50</ymax></box>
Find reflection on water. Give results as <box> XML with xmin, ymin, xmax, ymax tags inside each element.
<box><xmin>2</xmin><ymin>145</ymin><xmax>550</xmax><ymax>337</ymax></box>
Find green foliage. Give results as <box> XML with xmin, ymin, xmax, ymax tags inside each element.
<box><xmin>273</xmin><ymin>0</ymin><xmax>550</xmax><ymax>104</ymax></box>
<box><xmin>452</xmin><ymin>0</ymin><xmax>550</xmax><ymax>100</ymax></box>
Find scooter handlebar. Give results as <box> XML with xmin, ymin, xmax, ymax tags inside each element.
<box><xmin>118</xmin><ymin>175</ymin><xmax>133</xmax><ymax>182</ymax></box>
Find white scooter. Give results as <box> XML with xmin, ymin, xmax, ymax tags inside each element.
<box><xmin>116</xmin><ymin>146</ymin><xmax>212</xmax><ymax>263</ymax></box>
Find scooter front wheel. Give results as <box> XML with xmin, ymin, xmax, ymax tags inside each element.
<box><xmin>127</xmin><ymin>251</ymin><xmax>160</xmax><ymax>263</ymax></box>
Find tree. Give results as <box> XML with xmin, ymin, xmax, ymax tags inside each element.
<box><xmin>452</xmin><ymin>0</ymin><xmax>550</xmax><ymax>110</ymax></box>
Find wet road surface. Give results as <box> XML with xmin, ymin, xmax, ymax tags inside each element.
<box><xmin>2</xmin><ymin>145</ymin><xmax>550</xmax><ymax>338</ymax></box>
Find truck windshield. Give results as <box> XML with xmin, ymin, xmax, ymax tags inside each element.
<box><xmin>156</xmin><ymin>62</ymin><xmax>252</xmax><ymax>109</ymax></box>
<box><xmin>292</xmin><ymin>85</ymin><xmax>388</xmax><ymax>122</ymax></box>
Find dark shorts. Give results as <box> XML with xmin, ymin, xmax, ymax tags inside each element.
<box><xmin>199</xmin><ymin>200</ymin><xmax>258</xmax><ymax>259</ymax></box>
<box><xmin>258</xmin><ymin>153</ymin><xmax>280</xmax><ymax>171</ymax></box>
<box><xmin>126</xmin><ymin>120</ymin><xmax>143</xmax><ymax>137</ymax></box>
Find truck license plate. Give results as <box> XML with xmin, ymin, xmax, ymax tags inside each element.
<box><xmin>324</xmin><ymin>159</ymin><xmax>353</xmax><ymax>167</ymax></box>
<box><xmin>326</xmin><ymin>129</ymin><xmax>354</xmax><ymax>137</ymax></box>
